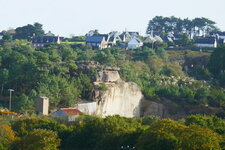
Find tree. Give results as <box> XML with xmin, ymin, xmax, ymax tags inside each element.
<box><xmin>15</xmin><ymin>129</ymin><xmax>60</xmax><ymax>150</ymax></box>
<box><xmin>146</xmin><ymin>16</ymin><xmax>219</xmax><ymax>37</ymax></box>
<box><xmin>0</xmin><ymin>69</ymin><xmax>9</xmax><ymax>96</ymax></box>
<box><xmin>180</xmin><ymin>125</ymin><xmax>221</xmax><ymax>150</ymax></box>
<box><xmin>36</xmin><ymin>76</ymin><xmax>80</xmax><ymax>108</ymax></box>
<box><xmin>13</xmin><ymin>94</ymin><xmax>34</xmax><ymax>112</ymax></box>
<box><xmin>33</xmin><ymin>23</ymin><xmax>45</xmax><ymax>36</ymax></box>
<box><xmin>137</xmin><ymin>119</ymin><xmax>222</xmax><ymax>150</ymax></box>
<box><xmin>136</xmin><ymin>119</ymin><xmax>184</xmax><ymax>150</ymax></box>
<box><xmin>185</xmin><ymin>115</ymin><xmax>225</xmax><ymax>135</ymax></box>
<box><xmin>14</xmin><ymin>23</ymin><xmax>44</xmax><ymax>40</ymax></box>
<box><xmin>208</xmin><ymin>46</ymin><xmax>225</xmax><ymax>76</ymax></box>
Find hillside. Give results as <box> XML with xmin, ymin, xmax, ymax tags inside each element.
<box><xmin>0</xmin><ymin>40</ymin><xmax>225</xmax><ymax>118</ymax></box>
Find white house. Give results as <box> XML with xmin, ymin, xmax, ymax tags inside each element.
<box><xmin>127</xmin><ymin>37</ymin><xmax>143</xmax><ymax>49</ymax></box>
<box><xmin>195</xmin><ymin>37</ymin><xmax>217</xmax><ymax>48</ymax></box>
<box><xmin>53</xmin><ymin>108</ymin><xmax>82</xmax><ymax>122</ymax></box>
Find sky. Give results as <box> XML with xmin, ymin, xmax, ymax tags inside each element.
<box><xmin>0</xmin><ymin>0</ymin><xmax>225</xmax><ymax>37</ymax></box>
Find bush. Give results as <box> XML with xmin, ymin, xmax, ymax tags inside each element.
<box><xmin>15</xmin><ymin>129</ymin><xmax>60</xmax><ymax>150</ymax></box>
<box><xmin>99</xmin><ymin>83</ymin><xmax>108</xmax><ymax>91</ymax></box>
<box><xmin>142</xmin><ymin>87</ymin><xmax>160</xmax><ymax>101</ymax></box>
<box><xmin>0</xmin><ymin>124</ymin><xmax>16</xmax><ymax>150</ymax></box>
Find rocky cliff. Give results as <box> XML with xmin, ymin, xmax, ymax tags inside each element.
<box><xmin>94</xmin><ymin>81</ymin><xmax>143</xmax><ymax>117</ymax></box>
<box><xmin>76</xmin><ymin>61</ymin><xmax>143</xmax><ymax>118</ymax></box>
<box><xmin>75</xmin><ymin>61</ymin><xmax>222</xmax><ymax>119</ymax></box>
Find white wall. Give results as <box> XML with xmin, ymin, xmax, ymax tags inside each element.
<box><xmin>76</xmin><ymin>102</ymin><xmax>97</xmax><ymax>115</ymax></box>
<box><xmin>195</xmin><ymin>43</ymin><xmax>217</xmax><ymax>48</ymax></box>
<box><xmin>128</xmin><ymin>38</ymin><xmax>143</xmax><ymax>49</ymax></box>
<box><xmin>219</xmin><ymin>36</ymin><xmax>225</xmax><ymax>40</ymax></box>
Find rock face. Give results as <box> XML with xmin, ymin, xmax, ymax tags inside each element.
<box><xmin>75</xmin><ymin>61</ymin><xmax>143</xmax><ymax>117</ymax></box>
<box><xmin>94</xmin><ymin>81</ymin><xmax>143</xmax><ymax>118</ymax></box>
<box><xmin>96</xmin><ymin>67</ymin><xmax>121</xmax><ymax>82</ymax></box>
<box><xmin>141</xmin><ymin>100</ymin><xmax>166</xmax><ymax>118</ymax></box>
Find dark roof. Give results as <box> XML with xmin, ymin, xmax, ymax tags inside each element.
<box><xmin>162</xmin><ymin>36</ymin><xmax>173</xmax><ymax>42</ymax></box>
<box><xmin>173</xmin><ymin>34</ymin><xmax>182</xmax><ymax>39</ymax></box>
<box><xmin>135</xmin><ymin>38</ymin><xmax>142</xmax><ymax>43</ymax></box>
<box><xmin>98</xmin><ymin>34</ymin><xmax>109</xmax><ymax>41</ymax></box>
<box><xmin>210</xmin><ymin>32</ymin><xmax>225</xmax><ymax>36</ymax></box>
<box><xmin>119</xmin><ymin>35</ymin><xmax>125</xmax><ymax>40</ymax></box>
<box><xmin>108</xmin><ymin>36</ymin><xmax>116</xmax><ymax>42</ymax></box>
<box><xmin>128</xmin><ymin>32</ymin><xmax>139</xmax><ymax>36</ymax></box>
<box><xmin>120</xmin><ymin>32</ymin><xmax>130</xmax><ymax>37</ymax></box>
<box><xmin>218</xmin><ymin>39</ymin><xmax>225</xmax><ymax>45</ymax></box>
<box><xmin>195</xmin><ymin>37</ymin><xmax>216</xmax><ymax>44</ymax></box>
<box><xmin>32</xmin><ymin>36</ymin><xmax>61</xmax><ymax>44</ymax></box>
<box><xmin>86</xmin><ymin>36</ymin><xmax>105</xmax><ymax>43</ymax></box>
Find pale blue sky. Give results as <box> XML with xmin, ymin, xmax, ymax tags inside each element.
<box><xmin>0</xmin><ymin>0</ymin><xmax>224</xmax><ymax>37</ymax></box>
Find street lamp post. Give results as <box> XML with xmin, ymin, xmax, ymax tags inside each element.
<box><xmin>8</xmin><ymin>89</ymin><xmax>14</xmax><ymax>111</ymax></box>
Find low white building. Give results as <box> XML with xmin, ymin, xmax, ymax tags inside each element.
<box><xmin>53</xmin><ymin>108</ymin><xmax>82</xmax><ymax>122</ymax></box>
<box><xmin>76</xmin><ymin>102</ymin><xmax>97</xmax><ymax>115</ymax></box>
<box><xmin>127</xmin><ymin>37</ymin><xmax>143</xmax><ymax>49</ymax></box>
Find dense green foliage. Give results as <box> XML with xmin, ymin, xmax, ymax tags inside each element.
<box><xmin>14</xmin><ymin>129</ymin><xmax>60</xmax><ymax>150</ymax></box>
<box><xmin>1</xmin><ymin>115</ymin><xmax>225</xmax><ymax>150</ymax></box>
<box><xmin>0</xmin><ymin>41</ymin><xmax>95</xmax><ymax>111</ymax></box>
<box><xmin>14</xmin><ymin>23</ymin><xmax>44</xmax><ymax>40</ymax></box>
<box><xmin>0</xmin><ymin>39</ymin><xmax>224</xmax><ymax>114</ymax></box>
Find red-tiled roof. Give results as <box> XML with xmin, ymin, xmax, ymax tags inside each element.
<box><xmin>61</xmin><ymin>108</ymin><xmax>82</xmax><ymax>115</ymax></box>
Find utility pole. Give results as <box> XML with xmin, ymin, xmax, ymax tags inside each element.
<box><xmin>8</xmin><ymin>89</ymin><xmax>14</xmax><ymax>111</ymax></box>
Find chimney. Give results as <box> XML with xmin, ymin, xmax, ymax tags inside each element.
<box><xmin>36</xmin><ymin>97</ymin><xmax>49</xmax><ymax>115</ymax></box>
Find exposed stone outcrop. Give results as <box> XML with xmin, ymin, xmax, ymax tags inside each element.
<box><xmin>94</xmin><ymin>81</ymin><xmax>143</xmax><ymax>117</ymax></box>
<box><xmin>74</xmin><ymin>61</ymin><xmax>222</xmax><ymax>119</ymax></box>
<box><xmin>76</xmin><ymin>61</ymin><xmax>121</xmax><ymax>82</ymax></box>
<box><xmin>141</xmin><ymin>98</ymin><xmax>223</xmax><ymax>120</ymax></box>
<box><xmin>141</xmin><ymin>100</ymin><xmax>166</xmax><ymax>118</ymax></box>
<box><xmin>96</xmin><ymin>67</ymin><xmax>120</xmax><ymax>82</ymax></box>
<box><xmin>75</xmin><ymin>61</ymin><xmax>143</xmax><ymax>117</ymax></box>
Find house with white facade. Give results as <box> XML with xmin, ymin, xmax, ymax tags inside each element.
<box><xmin>195</xmin><ymin>37</ymin><xmax>217</xmax><ymax>48</ymax></box>
<box><xmin>127</xmin><ymin>37</ymin><xmax>143</xmax><ymax>49</ymax></box>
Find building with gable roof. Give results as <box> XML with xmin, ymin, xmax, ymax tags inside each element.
<box><xmin>53</xmin><ymin>108</ymin><xmax>82</xmax><ymax>122</ymax></box>
<box><xmin>127</xmin><ymin>37</ymin><xmax>143</xmax><ymax>49</ymax></box>
<box><xmin>119</xmin><ymin>31</ymin><xmax>132</xmax><ymax>42</ymax></box>
<box><xmin>86</xmin><ymin>35</ymin><xmax>108</xmax><ymax>49</ymax></box>
<box><xmin>32</xmin><ymin>35</ymin><xmax>62</xmax><ymax>48</ymax></box>
<box><xmin>195</xmin><ymin>37</ymin><xmax>217</xmax><ymax>48</ymax></box>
